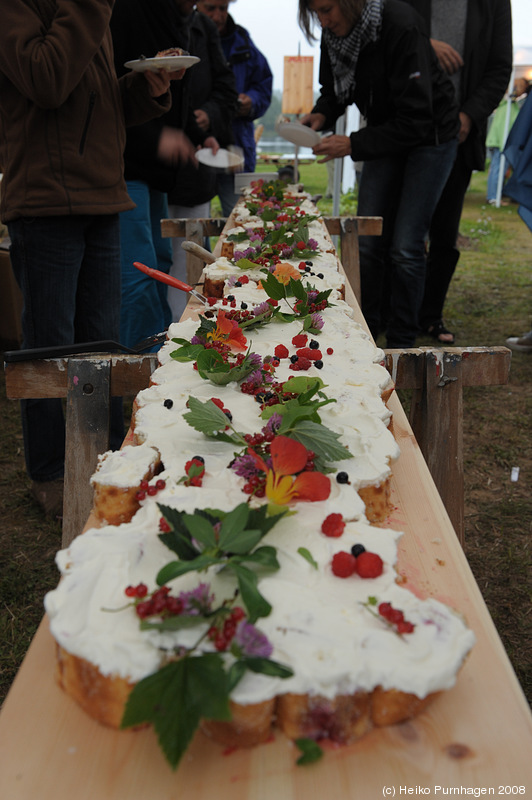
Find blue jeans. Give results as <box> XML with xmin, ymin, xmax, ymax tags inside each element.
<box><xmin>119</xmin><ymin>180</ymin><xmax>172</xmax><ymax>348</ymax></box>
<box><xmin>8</xmin><ymin>214</ymin><xmax>124</xmax><ymax>482</ymax></box>
<box><xmin>358</xmin><ymin>138</ymin><xmax>458</xmax><ymax>347</ymax></box>
<box><xmin>216</xmin><ymin>172</ymin><xmax>241</xmax><ymax>218</ymax></box>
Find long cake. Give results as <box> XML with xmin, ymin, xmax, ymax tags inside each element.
<box><xmin>44</xmin><ymin>180</ymin><xmax>475</xmax><ymax>770</ymax></box>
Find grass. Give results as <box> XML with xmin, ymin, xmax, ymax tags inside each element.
<box><xmin>1</xmin><ymin>162</ymin><xmax>531</xmax><ymax>709</ymax></box>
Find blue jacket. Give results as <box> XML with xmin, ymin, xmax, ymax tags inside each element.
<box><xmin>504</xmin><ymin>92</ymin><xmax>532</xmax><ymax>232</ymax></box>
<box><xmin>219</xmin><ymin>15</ymin><xmax>273</xmax><ymax>172</ymax></box>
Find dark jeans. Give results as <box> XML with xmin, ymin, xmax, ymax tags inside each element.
<box><xmin>358</xmin><ymin>137</ymin><xmax>458</xmax><ymax>347</ymax></box>
<box><xmin>420</xmin><ymin>145</ymin><xmax>473</xmax><ymax>329</ymax></box>
<box><xmin>8</xmin><ymin>214</ymin><xmax>124</xmax><ymax>482</ymax></box>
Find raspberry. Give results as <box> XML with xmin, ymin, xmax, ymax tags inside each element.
<box><xmin>274</xmin><ymin>344</ymin><xmax>289</xmax><ymax>359</ymax></box>
<box><xmin>292</xmin><ymin>334</ymin><xmax>308</xmax><ymax>347</ymax></box>
<box><xmin>355</xmin><ymin>551</ymin><xmax>383</xmax><ymax>579</ymax></box>
<box><xmin>331</xmin><ymin>551</ymin><xmax>357</xmax><ymax>578</ymax></box>
<box><xmin>321</xmin><ymin>513</ymin><xmax>345</xmax><ymax>538</ymax></box>
<box><xmin>211</xmin><ymin>397</ymin><xmax>225</xmax><ymax>410</ymax></box>
<box><xmin>296</xmin><ymin>347</ymin><xmax>322</xmax><ymax>361</ymax></box>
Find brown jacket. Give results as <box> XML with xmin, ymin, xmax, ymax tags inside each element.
<box><xmin>0</xmin><ymin>0</ymin><xmax>171</xmax><ymax>222</ymax></box>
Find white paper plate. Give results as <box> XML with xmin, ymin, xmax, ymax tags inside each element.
<box><xmin>196</xmin><ymin>147</ymin><xmax>244</xmax><ymax>170</ymax></box>
<box><xmin>124</xmin><ymin>55</ymin><xmax>200</xmax><ymax>73</ymax></box>
<box><xmin>276</xmin><ymin>121</ymin><xmax>321</xmax><ymax>148</ymax></box>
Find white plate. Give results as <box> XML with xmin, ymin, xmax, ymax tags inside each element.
<box><xmin>124</xmin><ymin>55</ymin><xmax>200</xmax><ymax>73</ymax></box>
<box><xmin>196</xmin><ymin>147</ymin><xmax>244</xmax><ymax>170</ymax></box>
<box><xmin>276</xmin><ymin>121</ymin><xmax>321</xmax><ymax>148</ymax></box>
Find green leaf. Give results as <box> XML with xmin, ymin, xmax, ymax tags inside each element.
<box><xmin>288</xmin><ymin>419</ymin><xmax>353</xmax><ymax>463</ymax></box>
<box><xmin>157</xmin><ymin>553</ymin><xmax>222</xmax><ymax>585</ymax></box>
<box><xmin>260</xmin><ymin>271</ymin><xmax>288</xmax><ymax>300</ymax></box>
<box><xmin>157</xmin><ymin>505</ymin><xmax>199</xmax><ymax>561</ymax></box>
<box><xmin>235</xmin><ymin>257</ymin><xmax>260</xmax><ymax>271</ymax></box>
<box><xmin>121</xmin><ymin>656</ymin><xmax>231</xmax><ymax>770</ymax></box>
<box><xmin>230</xmin><ymin>564</ymin><xmax>272</xmax><ymax>623</ymax></box>
<box><xmin>233</xmin><ymin>545</ymin><xmax>280</xmax><ymax>570</ymax></box>
<box><xmin>289</xmin><ymin>276</ymin><xmax>308</xmax><ymax>301</ymax></box>
<box><xmin>139</xmin><ymin>614</ymin><xmax>208</xmax><ymax>633</ymax></box>
<box><xmin>240</xmin><ymin>656</ymin><xmax>293</xmax><ymax>679</ymax></box>
<box><xmin>182</xmin><ymin>513</ymin><xmax>217</xmax><ymax>549</ymax></box>
<box><xmin>170</xmin><ymin>343</ymin><xmax>206</xmax><ymax>362</ymax></box>
<box><xmin>280</xmin><ymin>376</ymin><xmax>325</xmax><ymax>396</ymax></box>
<box><xmin>226</xmin><ymin>660</ymin><xmax>247</xmax><ymax>692</ymax></box>
<box><xmin>295</xmin><ymin>738</ymin><xmax>324</xmax><ymax>766</ymax></box>
<box><xmin>298</xmin><ymin>547</ymin><xmax>318</xmax><ymax>570</ymax></box>
<box><xmin>247</xmin><ymin>506</ymin><xmax>287</xmax><ymax>537</ymax></box>
<box><xmin>182</xmin><ymin>396</ymin><xmax>231</xmax><ymax>435</ymax></box>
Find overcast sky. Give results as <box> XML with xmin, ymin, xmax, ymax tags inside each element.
<box><xmin>230</xmin><ymin>0</ymin><xmax>532</xmax><ymax>92</ymax></box>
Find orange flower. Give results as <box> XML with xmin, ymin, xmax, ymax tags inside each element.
<box><xmin>206</xmin><ymin>309</ymin><xmax>247</xmax><ymax>352</ymax></box>
<box><xmin>250</xmin><ymin>435</ymin><xmax>330</xmax><ymax>506</ymax></box>
<box><xmin>273</xmin><ymin>262</ymin><xmax>302</xmax><ymax>285</ymax></box>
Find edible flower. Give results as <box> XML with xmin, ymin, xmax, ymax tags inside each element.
<box><xmin>249</xmin><ymin>435</ymin><xmax>330</xmax><ymax>505</ymax></box>
<box><xmin>273</xmin><ymin>262</ymin><xmax>301</xmax><ymax>285</ymax></box>
<box><xmin>206</xmin><ymin>309</ymin><xmax>247</xmax><ymax>352</ymax></box>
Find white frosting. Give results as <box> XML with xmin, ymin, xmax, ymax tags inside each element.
<box><xmin>90</xmin><ymin>443</ymin><xmax>159</xmax><ymax>488</ymax></box>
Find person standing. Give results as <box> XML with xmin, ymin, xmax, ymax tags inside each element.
<box><xmin>0</xmin><ymin>0</ymin><xmax>172</xmax><ymax>517</ymax></box>
<box><xmin>165</xmin><ymin>3</ymin><xmax>238</xmax><ymax>322</ymax></box>
<box><xmin>111</xmin><ymin>0</ymin><xmax>225</xmax><ymax>345</ymax></box>
<box><xmin>405</xmin><ymin>0</ymin><xmax>513</xmax><ymax>343</ymax></box>
<box><xmin>299</xmin><ymin>0</ymin><xmax>459</xmax><ymax>349</ymax></box>
<box><xmin>196</xmin><ymin>0</ymin><xmax>273</xmax><ymax>215</ymax></box>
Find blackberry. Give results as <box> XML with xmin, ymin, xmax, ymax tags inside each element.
<box><xmin>336</xmin><ymin>471</ymin><xmax>349</xmax><ymax>484</ymax></box>
<box><xmin>351</xmin><ymin>543</ymin><xmax>366</xmax><ymax>557</ymax></box>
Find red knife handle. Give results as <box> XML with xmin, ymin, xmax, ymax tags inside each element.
<box><xmin>133</xmin><ymin>262</ymin><xmax>193</xmax><ymax>293</ymax></box>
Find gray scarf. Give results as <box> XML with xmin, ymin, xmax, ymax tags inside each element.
<box><xmin>323</xmin><ymin>0</ymin><xmax>384</xmax><ymax>105</ymax></box>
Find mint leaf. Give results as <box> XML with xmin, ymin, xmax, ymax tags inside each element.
<box><xmin>295</xmin><ymin>738</ymin><xmax>324</xmax><ymax>766</ymax></box>
<box><xmin>298</xmin><ymin>547</ymin><xmax>318</xmax><ymax>569</ymax></box>
<box><xmin>233</xmin><ymin>545</ymin><xmax>279</xmax><ymax>570</ymax></box>
<box><xmin>121</xmin><ymin>656</ymin><xmax>231</xmax><ymax>770</ymax></box>
<box><xmin>182</xmin><ymin>513</ymin><xmax>217</xmax><ymax>549</ymax></box>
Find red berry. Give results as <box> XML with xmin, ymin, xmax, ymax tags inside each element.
<box><xmin>125</xmin><ymin>585</ymin><xmax>137</xmax><ymax>597</ymax></box>
<box><xmin>388</xmin><ymin>608</ymin><xmax>404</xmax><ymax>624</ymax></box>
<box><xmin>156</xmin><ymin>479</ymin><xmax>166</xmax><ymax>490</ymax></box>
<box><xmin>355</xmin><ymin>551</ymin><xmax>384</xmax><ymax>579</ymax></box>
<box><xmin>211</xmin><ymin>397</ymin><xmax>225</xmax><ymax>410</ymax></box>
<box><xmin>292</xmin><ymin>334</ymin><xmax>307</xmax><ymax>347</ymax></box>
<box><xmin>296</xmin><ymin>347</ymin><xmax>322</xmax><ymax>361</ymax></box>
<box><xmin>147</xmin><ymin>485</ymin><xmax>157</xmax><ymax>496</ymax></box>
<box><xmin>397</xmin><ymin>620</ymin><xmax>415</xmax><ymax>634</ymax></box>
<box><xmin>274</xmin><ymin>344</ymin><xmax>289</xmax><ymax>359</ymax></box>
<box><xmin>140</xmin><ymin>480</ymin><xmax>149</xmax><ymax>491</ymax></box>
<box><xmin>378</xmin><ymin>601</ymin><xmax>393</xmax><ymax>619</ymax></box>
<box><xmin>321</xmin><ymin>513</ymin><xmax>345</xmax><ymax>538</ymax></box>
<box><xmin>159</xmin><ymin>518</ymin><xmax>171</xmax><ymax>533</ymax></box>
<box><xmin>135</xmin><ymin>490</ymin><xmax>146</xmax><ymax>501</ymax></box>
<box><xmin>331</xmin><ymin>551</ymin><xmax>357</xmax><ymax>578</ymax></box>
<box><xmin>327</xmin><ymin>347</ymin><xmax>334</xmax><ymax>355</ymax></box>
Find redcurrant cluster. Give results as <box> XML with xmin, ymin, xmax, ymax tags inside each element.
<box><xmin>207</xmin><ymin>606</ymin><xmax>246</xmax><ymax>651</ymax></box>
<box><xmin>135</xmin><ymin>478</ymin><xmax>166</xmax><ymax>502</ymax></box>
<box><xmin>182</xmin><ymin>456</ymin><xmax>205</xmax><ymax>487</ymax></box>
<box><xmin>378</xmin><ymin>602</ymin><xmax>415</xmax><ymax>635</ymax></box>
<box><xmin>125</xmin><ymin>584</ymin><xmax>184</xmax><ymax>619</ymax></box>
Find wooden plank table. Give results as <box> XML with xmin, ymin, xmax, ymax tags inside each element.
<box><xmin>2</xmin><ymin>238</ymin><xmax>531</xmax><ymax>799</ymax></box>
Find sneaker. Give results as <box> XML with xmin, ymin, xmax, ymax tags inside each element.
<box><xmin>30</xmin><ymin>479</ymin><xmax>64</xmax><ymax>519</ymax></box>
<box><xmin>505</xmin><ymin>331</ymin><xmax>532</xmax><ymax>353</ymax></box>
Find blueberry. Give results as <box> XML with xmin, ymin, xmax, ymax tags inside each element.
<box><xmin>192</xmin><ymin>455</ymin><xmax>205</xmax><ymax>464</ymax></box>
<box><xmin>305</xmin><ymin>260</ymin><xmax>313</xmax><ymax>266</ymax></box>
<box><xmin>235</xmin><ymin>280</ymin><xmax>242</xmax><ymax>287</ymax></box>
<box><xmin>315</xmin><ymin>360</ymin><xmax>323</xmax><ymax>369</ymax></box>
<box><xmin>336</xmin><ymin>471</ymin><xmax>349</xmax><ymax>484</ymax></box>
<box><xmin>309</xmin><ymin>340</ymin><xmax>319</xmax><ymax>349</ymax></box>
<box><xmin>227</xmin><ymin>294</ymin><xmax>235</xmax><ymax>301</ymax></box>
<box><xmin>163</xmin><ymin>399</ymin><xmax>173</xmax><ymax>409</ymax></box>
<box><xmin>317</xmin><ymin>273</ymin><xmax>324</xmax><ymax>279</ymax></box>
<box><xmin>241</xmin><ymin>302</ymin><xmax>248</xmax><ymax>309</ymax></box>
<box><xmin>351</xmin><ymin>544</ymin><xmax>366</xmax><ymax>557</ymax></box>
<box><xmin>290</xmin><ymin>355</ymin><xmax>299</xmax><ymax>363</ymax></box>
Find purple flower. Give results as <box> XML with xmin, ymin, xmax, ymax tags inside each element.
<box><xmin>248</xmin><ymin>369</ymin><xmax>263</xmax><ymax>387</ymax></box>
<box><xmin>226</xmin><ymin>275</ymin><xmax>238</xmax><ymax>289</ymax></box>
<box><xmin>307</xmin><ymin>238</ymin><xmax>318</xmax><ymax>250</ymax></box>
<box><xmin>248</xmin><ymin>352</ymin><xmax>263</xmax><ymax>369</ymax></box>
<box><xmin>231</xmin><ymin>454</ymin><xmax>259</xmax><ymax>480</ymax></box>
<box><xmin>253</xmin><ymin>302</ymin><xmax>271</xmax><ymax>317</ymax></box>
<box><xmin>178</xmin><ymin>583</ymin><xmax>214</xmax><ymax>616</ymax></box>
<box><xmin>233</xmin><ymin>621</ymin><xmax>273</xmax><ymax>658</ymax></box>
<box><xmin>190</xmin><ymin>334</ymin><xmax>205</xmax><ymax>345</ymax></box>
<box><xmin>234</xmin><ymin>249</ymin><xmax>245</xmax><ymax>261</ymax></box>
<box><xmin>310</xmin><ymin>313</ymin><xmax>324</xmax><ymax>330</ymax></box>
<box><xmin>264</xmin><ymin>413</ymin><xmax>282</xmax><ymax>436</ymax></box>
<box><xmin>307</xmin><ymin>290</ymin><xmax>319</xmax><ymax>302</ymax></box>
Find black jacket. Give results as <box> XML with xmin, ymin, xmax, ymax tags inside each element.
<box><xmin>313</xmin><ymin>0</ymin><xmax>459</xmax><ymax>161</ymax></box>
<box><xmin>404</xmin><ymin>0</ymin><xmax>512</xmax><ymax>170</ymax></box>
<box><xmin>111</xmin><ymin>0</ymin><xmax>237</xmax><ymax>197</ymax></box>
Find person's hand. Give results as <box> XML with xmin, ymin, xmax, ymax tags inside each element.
<box><xmin>431</xmin><ymin>39</ymin><xmax>463</xmax><ymax>74</ymax></box>
<box><xmin>144</xmin><ymin>69</ymin><xmax>171</xmax><ymax>97</ymax></box>
<box><xmin>201</xmin><ymin>135</ymin><xmax>220</xmax><ymax>155</ymax></box>
<box><xmin>312</xmin><ymin>134</ymin><xmax>351</xmax><ymax>162</ymax></box>
<box><xmin>300</xmin><ymin>112</ymin><xmax>326</xmax><ymax>131</ymax></box>
<box><xmin>194</xmin><ymin>108</ymin><xmax>210</xmax><ymax>131</ymax></box>
<box><xmin>458</xmin><ymin>111</ymin><xmax>472</xmax><ymax>143</ymax></box>
<box><xmin>166</xmin><ymin>67</ymin><xmax>186</xmax><ymax>81</ymax></box>
<box><xmin>157</xmin><ymin>126</ymin><xmax>197</xmax><ymax>165</ymax></box>
<box><xmin>237</xmin><ymin>93</ymin><xmax>253</xmax><ymax>117</ymax></box>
